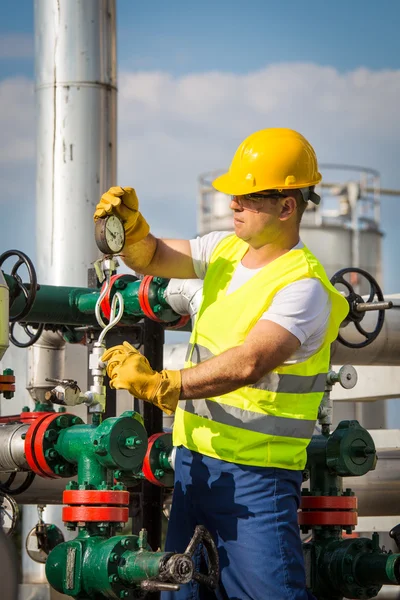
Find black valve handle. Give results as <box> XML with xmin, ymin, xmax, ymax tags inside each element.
<box><xmin>142</xmin><ymin>525</ymin><xmax>220</xmax><ymax>592</ymax></box>
<box><xmin>0</xmin><ymin>250</ymin><xmax>38</xmax><ymax>322</ymax></box>
<box><xmin>330</xmin><ymin>267</ymin><xmax>392</xmax><ymax>349</ymax></box>
<box><xmin>390</xmin><ymin>524</ymin><xmax>400</xmax><ymax>552</ymax></box>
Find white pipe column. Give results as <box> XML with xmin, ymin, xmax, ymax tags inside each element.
<box><xmin>34</xmin><ymin>0</ymin><xmax>117</xmax><ymax>286</ymax></box>
<box><xmin>21</xmin><ymin>1</ymin><xmax>117</xmax><ymax>589</ymax></box>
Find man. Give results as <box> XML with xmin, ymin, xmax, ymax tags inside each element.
<box><xmin>97</xmin><ymin>128</ymin><xmax>349</xmax><ymax>599</ymax></box>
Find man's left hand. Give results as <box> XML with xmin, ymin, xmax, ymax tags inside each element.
<box><xmin>101</xmin><ymin>342</ymin><xmax>181</xmax><ymax>415</ymax></box>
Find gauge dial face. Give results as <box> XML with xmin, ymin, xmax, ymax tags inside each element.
<box><xmin>95</xmin><ymin>214</ymin><xmax>126</xmax><ymax>254</ymax></box>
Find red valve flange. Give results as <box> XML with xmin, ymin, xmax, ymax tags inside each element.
<box><xmin>298</xmin><ymin>511</ymin><xmax>358</xmax><ymax>527</ymax></box>
<box><xmin>99</xmin><ymin>274</ymin><xmax>137</xmax><ymax>321</ymax></box>
<box><xmin>300</xmin><ymin>496</ymin><xmax>357</xmax><ymax>510</ymax></box>
<box><xmin>298</xmin><ymin>495</ymin><xmax>358</xmax><ymax>527</ymax></box>
<box><xmin>63</xmin><ymin>506</ymin><xmax>129</xmax><ymax>523</ymax></box>
<box><xmin>167</xmin><ymin>314</ymin><xmax>191</xmax><ymax>330</ymax></box>
<box><xmin>0</xmin><ymin>374</ymin><xmax>15</xmax><ymax>393</ymax></box>
<box><xmin>62</xmin><ymin>489</ymin><xmax>130</xmax><ymax>523</ymax></box>
<box><xmin>25</xmin><ymin>412</ymin><xmax>82</xmax><ymax>479</ymax></box>
<box><xmin>138</xmin><ymin>276</ymin><xmax>164</xmax><ymax>323</ymax></box>
<box><xmin>25</xmin><ymin>413</ymin><xmax>57</xmax><ymax>479</ymax></box>
<box><xmin>63</xmin><ymin>490</ymin><xmax>130</xmax><ymax>505</ymax></box>
<box><xmin>142</xmin><ymin>432</ymin><xmax>174</xmax><ymax>487</ymax></box>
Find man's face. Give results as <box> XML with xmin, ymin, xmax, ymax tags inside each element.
<box><xmin>230</xmin><ymin>191</ymin><xmax>289</xmax><ymax>247</ymax></box>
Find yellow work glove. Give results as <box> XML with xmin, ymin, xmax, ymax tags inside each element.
<box><xmin>94</xmin><ymin>186</ymin><xmax>150</xmax><ymax>245</ymax></box>
<box><xmin>101</xmin><ymin>342</ymin><xmax>181</xmax><ymax>415</ymax></box>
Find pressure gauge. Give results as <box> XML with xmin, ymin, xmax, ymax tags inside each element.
<box><xmin>95</xmin><ymin>215</ymin><xmax>125</xmax><ymax>255</ymax></box>
<box><xmin>0</xmin><ymin>492</ymin><xmax>19</xmax><ymax>536</ymax></box>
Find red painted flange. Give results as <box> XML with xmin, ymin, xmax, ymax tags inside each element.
<box><xmin>0</xmin><ymin>375</ymin><xmax>15</xmax><ymax>383</ymax></box>
<box><xmin>33</xmin><ymin>413</ymin><xmax>70</xmax><ymax>479</ymax></box>
<box><xmin>19</xmin><ymin>411</ymin><xmax>52</xmax><ymax>424</ymax></box>
<box><xmin>0</xmin><ymin>374</ymin><xmax>15</xmax><ymax>392</ymax></box>
<box><xmin>0</xmin><ymin>411</ymin><xmax>53</xmax><ymax>425</ymax></box>
<box><xmin>63</xmin><ymin>489</ymin><xmax>130</xmax><ymax>506</ymax></box>
<box><xmin>300</xmin><ymin>496</ymin><xmax>357</xmax><ymax>510</ymax></box>
<box><xmin>100</xmin><ymin>274</ymin><xmax>137</xmax><ymax>321</ymax></box>
<box><xmin>25</xmin><ymin>412</ymin><xmax>79</xmax><ymax>479</ymax></box>
<box><xmin>138</xmin><ymin>276</ymin><xmax>164</xmax><ymax>323</ymax></box>
<box><xmin>63</xmin><ymin>506</ymin><xmax>129</xmax><ymax>523</ymax></box>
<box><xmin>167</xmin><ymin>314</ymin><xmax>191</xmax><ymax>330</ymax></box>
<box><xmin>298</xmin><ymin>511</ymin><xmax>358</xmax><ymax>526</ymax></box>
<box><xmin>100</xmin><ymin>275</ymin><xmax>123</xmax><ymax>320</ymax></box>
<box><xmin>24</xmin><ymin>413</ymin><xmax>56</xmax><ymax>479</ymax></box>
<box><xmin>142</xmin><ymin>432</ymin><xmax>171</xmax><ymax>487</ymax></box>
<box><xmin>0</xmin><ymin>383</ymin><xmax>15</xmax><ymax>392</ymax></box>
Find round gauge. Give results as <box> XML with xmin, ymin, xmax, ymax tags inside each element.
<box><xmin>95</xmin><ymin>214</ymin><xmax>126</xmax><ymax>255</ymax></box>
<box><xmin>0</xmin><ymin>493</ymin><xmax>19</xmax><ymax>536</ymax></box>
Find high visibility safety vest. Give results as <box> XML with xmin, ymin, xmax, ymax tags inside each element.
<box><xmin>173</xmin><ymin>234</ymin><xmax>349</xmax><ymax>470</ymax></box>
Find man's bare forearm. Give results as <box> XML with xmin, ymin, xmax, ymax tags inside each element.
<box><xmin>180</xmin><ymin>345</ymin><xmax>263</xmax><ymax>399</ymax></box>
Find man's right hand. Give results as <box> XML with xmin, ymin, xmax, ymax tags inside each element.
<box><xmin>94</xmin><ymin>186</ymin><xmax>150</xmax><ymax>244</ymax></box>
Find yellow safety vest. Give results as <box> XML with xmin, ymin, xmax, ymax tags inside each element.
<box><xmin>173</xmin><ymin>234</ymin><xmax>349</xmax><ymax>470</ymax></box>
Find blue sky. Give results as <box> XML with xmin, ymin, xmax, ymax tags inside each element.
<box><xmin>2</xmin><ymin>1</ymin><xmax>400</xmax><ymax>78</ymax></box>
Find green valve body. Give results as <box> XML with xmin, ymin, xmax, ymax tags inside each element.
<box><xmin>304</xmin><ymin>535</ymin><xmax>400</xmax><ymax>599</ymax></box>
<box><xmin>54</xmin><ymin>412</ymin><xmax>148</xmax><ymax>487</ymax></box>
<box><xmin>302</xmin><ymin>421</ymin><xmax>400</xmax><ymax>599</ymax></box>
<box><xmin>45</xmin><ymin>530</ymin><xmax>168</xmax><ymax>599</ymax></box>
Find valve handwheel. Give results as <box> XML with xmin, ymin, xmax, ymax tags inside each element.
<box><xmin>0</xmin><ymin>250</ymin><xmax>38</xmax><ymax>322</ymax></box>
<box><xmin>144</xmin><ymin>525</ymin><xmax>220</xmax><ymax>592</ymax></box>
<box><xmin>330</xmin><ymin>267</ymin><xmax>392</xmax><ymax>349</ymax></box>
<box><xmin>0</xmin><ymin>250</ymin><xmax>44</xmax><ymax>348</ymax></box>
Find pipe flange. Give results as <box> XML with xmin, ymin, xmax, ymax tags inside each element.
<box><xmin>100</xmin><ymin>274</ymin><xmax>137</xmax><ymax>321</ymax></box>
<box><xmin>62</xmin><ymin>505</ymin><xmax>129</xmax><ymax>523</ymax></box>
<box><xmin>25</xmin><ymin>412</ymin><xmax>83</xmax><ymax>479</ymax></box>
<box><xmin>138</xmin><ymin>276</ymin><xmax>164</xmax><ymax>323</ymax></box>
<box><xmin>142</xmin><ymin>433</ymin><xmax>174</xmax><ymax>487</ymax></box>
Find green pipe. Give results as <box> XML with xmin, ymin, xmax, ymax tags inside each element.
<box><xmin>5</xmin><ymin>273</ymin><xmax>179</xmax><ymax>326</ymax></box>
<box><xmin>55</xmin><ymin>424</ymin><xmax>107</xmax><ymax>488</ymax></box>
<box><xmin>118</xmin><ymin>550</ymin><xmax>167</xmax><ymax>583</ymax></box>
<box><xmin>46</xmin><ymin>530</ymin><xmax>172</xmax><ymax>598</ymax></box>
<box><xmin>354</xmin><ymin>552</ymin><xmax>400</xmax><ymax>586</ymax></box>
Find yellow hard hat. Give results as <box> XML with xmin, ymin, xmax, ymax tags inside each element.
<box><xmin>213</xmin><ymin>128</ymin><xmax>322</xmax><ymax>196</ymax></box>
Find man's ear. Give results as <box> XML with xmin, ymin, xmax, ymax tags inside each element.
<box><xmin>279</xmin><ymin>196</ymin><xmax>297</xmax><ymax>221</ymax></box>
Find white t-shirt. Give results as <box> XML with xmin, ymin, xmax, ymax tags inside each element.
<box><xmin>189</xmin><ymin>231</ymin><xmax>331</xmax><ymax>364</ymax></box>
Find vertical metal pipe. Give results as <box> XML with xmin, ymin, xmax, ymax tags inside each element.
<box><xmin>34</xmin><ymin>0</ymin><xmax>117</xmax><ymax>287</ymax></box>
<box><xmin>25</xmin><ymin>1</ymin><xmax>117</xmax><ymax>590</ymax></box>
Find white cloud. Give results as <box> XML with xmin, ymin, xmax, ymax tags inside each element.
<box><xmin>116</xmin><ymin>62</ymin><xmax>400</xmax><ymax>241</ymax></box>
<box><xmin>0</xmin><ymin>34</ymin><xmax>34</xmax><ymax>60</ymax></box>
<box><xmin>1</xmin><ymin>63</ymin><xmax>400</xmax><ymax>259</ymax></box>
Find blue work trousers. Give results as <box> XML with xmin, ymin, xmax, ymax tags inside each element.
<box><xmin>161</xmin><ymin>446</ymin><xmax>314</xmax><ymax>600</ymax></box>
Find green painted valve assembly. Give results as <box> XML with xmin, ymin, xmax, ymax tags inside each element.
<box><xmin>22</xmin><ymin>410</ymin><xmax>219</xmax><ymax>597</ymax></box>
<box><xmin>5</xmin><ymin>272</ymin><xmax>183</xmax><ymax>328</ymax></box>
<box><xmin>301</xmin><ymin>420</ymin><xmax>400</xmax><ymax>599</ymax></box>
<box><xmin>46</xmin><ymin>525</ymin><xmax>219</xmax><ymax>598</ymax></box>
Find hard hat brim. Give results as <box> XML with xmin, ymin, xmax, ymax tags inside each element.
<box><xmin>212</xmin><ymin>171</ymin><xmax>322</xmax><ymax>196</ymax></box>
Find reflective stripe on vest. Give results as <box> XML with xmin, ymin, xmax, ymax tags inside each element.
<box><xmin>178</xmin><ymin>399</ymin><xmax>316</xmax><ymax>439</ymax></box>
<box><xmin>186</xmin><ymin>343</ymin><xmax>327</xmax><ymax>394</ymax></box>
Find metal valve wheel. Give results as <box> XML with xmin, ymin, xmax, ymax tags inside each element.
<box><xmin>0</xmin><ymin>250</ymin><xmax>38</xmax><ymax>322</ymax></box>
<box><xmin>142</xmin><ymin>525</ymin><xmax>220</xmax><ymax>593</ymax></box>
<box><xmin>330</xmin><ymin>267</ymin><xmax>392</xmax><ymax>349</ymax></box>
<box><xmin>0</xmin><ymin>250</ymin><xmax>44</xmax><ymax>347</ymax></box>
